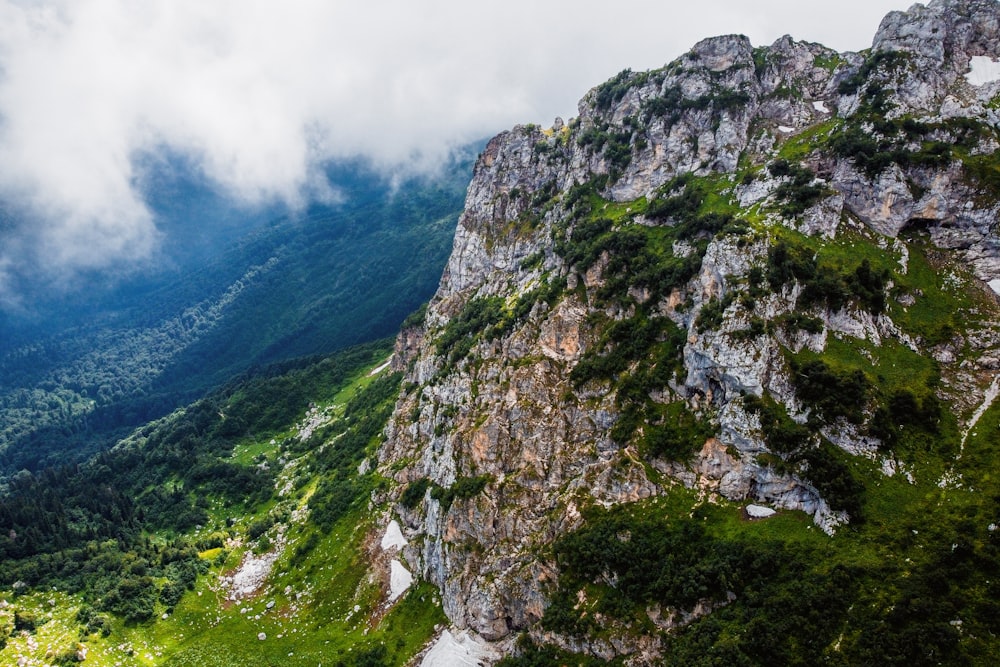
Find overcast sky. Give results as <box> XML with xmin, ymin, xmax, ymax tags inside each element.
<box><xmin>0</xmin><ymin>0</ymin><xmax>915</xmax><ymax>306</ymax></box>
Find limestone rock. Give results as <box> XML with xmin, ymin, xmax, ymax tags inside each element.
<box><xmin>375</xmin><ymin>0</ymin><xmax>1000</xmax><ymax>659</ymax></box>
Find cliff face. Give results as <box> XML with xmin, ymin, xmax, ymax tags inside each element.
<box><xmin>379</xmin><ymin>0</ymin><xmax>1000</xmax><ymax>661</ymax></box>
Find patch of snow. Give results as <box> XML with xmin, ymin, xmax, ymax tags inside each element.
<box><xmin>812</xmin><ymin>100</ymin><xmax>829</xmax><ymax>113</ymax></box>
<box><xmin>381</xmin><ymin>519</ymin><xmax>408</xmax><ymax>551</ymax></box>
<box><xmin>389</xmin><ymin>559</ymin><xmax>413</xmax><ymax>601</ymax></box>
<box><xmin>420</xmin><ymin>629</ymin><xmax>499</xmax><ymax>667</ymax></box>
<box><xmin>777</xmin><ymin>125</ymin><xmax>795</xmax><ymax>133</ymax></box>
<box><xmin>369</xmin><ymin>358</ymin><xmax>392</xmax><ymax>376</ymax></box>
<box><xmin>961</xmin><ymin>374</ymin><xmax>1000</xmax><ymax>454</ymax></box>
<box><xmin>966</xmin><ymin>56</ymin><xmax>1000</xmax><ymax>86</ymax></box>
<box><xmin>988</xmin><ymin>278</ymin><xmax>1000</xmax><ymax>294</ymax></box>
<box><xmin>746</xmin><ymin>504</ymin><xmax>776</xmax><ymax>519</ymax></box>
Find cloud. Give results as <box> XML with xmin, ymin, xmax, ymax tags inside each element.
<box><xmin>0</xmin><ymin>0</ymin><xmax>912</xmax><ymax>300</ymax></box>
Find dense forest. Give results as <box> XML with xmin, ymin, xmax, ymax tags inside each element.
<box><xmin>0</xmin><ymin>153</ymin><xmax>475</xmax><ymax>475</ymax></box>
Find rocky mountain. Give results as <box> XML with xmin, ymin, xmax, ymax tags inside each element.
<box><xmin>377</xmin><ymin>0</ymin><xmax>1000</xmax><ymax>662</ymax></box>
<box><xmin>4</xmin><ymin>2</ymin><xmax>1000</xmax><ymax>665</ymax></box>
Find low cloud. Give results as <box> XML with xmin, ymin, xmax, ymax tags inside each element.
<box><xmin>0</xmin><ymin>0</ymin><xmax>911</xmax><ymax>303</ymax></box>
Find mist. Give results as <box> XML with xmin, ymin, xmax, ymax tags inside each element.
<box><xmin>0</xmin><ymin>0</ymin><xmax>914</xmax><ymax>305</ymax></box>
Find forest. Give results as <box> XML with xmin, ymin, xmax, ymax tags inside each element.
<box><xmin>0</xmin><ymin>155</ymin><xmax>473</xmax><ymax>476</ymax></box>
<box><xmin>0</xmin><ymin>340</ymin><xmax>395</xmax><ymax>633</ymax></box>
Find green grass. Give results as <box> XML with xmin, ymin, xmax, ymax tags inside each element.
<box><xmin>890</xmin><ymin>236</ymin><xmax>987</xmax><ymax>344</ymax></box>
<box><xmin>770</xmin><ymin>224</ymin><xmax>991</xmax><ymax>349</ymax></box>
<box><xmin>776</xmin><ymin>118</ymin><xmax>843</xmax><ymax>162</ymax></box>
<box><xmin>0</xmin><ymin>592</ymin><xmax>88</xmax><ymax>665</ymax></box>
<box><xmin>0</xmin><ymin>353</ymin><xmax>439</xmax><ymax>667</ymax></box>
<box><xmin>812</xmin><ymin>52</ymin><xmax>845</xmax><ymax>73</ymax></box>
<box><xmin>150</xmin><ymin>508</ymin><xmax>444</xmax><ymax>667</ymax></box>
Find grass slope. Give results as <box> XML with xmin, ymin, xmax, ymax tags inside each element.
<box><xmin>0</xmin><ymin>342</ymin><xmax>444</xmax><ymax>666</ymax></box>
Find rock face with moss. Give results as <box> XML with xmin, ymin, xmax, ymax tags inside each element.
<box><xmin>379</xmin><ymin>0</ymin><xmax>1000</xmax><ymax>661</ymax></box>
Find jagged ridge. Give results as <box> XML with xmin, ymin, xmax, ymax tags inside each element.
<box><xmin>379</xmin><ymin>0</ymin><xmax>1000</xmax><ymax>663</ymax></box>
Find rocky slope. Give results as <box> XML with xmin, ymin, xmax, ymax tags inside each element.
<box><xmin>378</xmin><ymin>0</ymin><xmax>1000</xmax><ymax>662</ymax></box>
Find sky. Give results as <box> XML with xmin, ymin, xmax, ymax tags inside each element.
<box><xmin>0</xmin><ymin>0</ymin><xmax>916</xmax><ymax>307</ymax></box>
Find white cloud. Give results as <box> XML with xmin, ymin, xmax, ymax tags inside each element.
<box><xmin>0</xmin><ymin>0</ymin><xmax>912</xmax><ymax>297</ymax></box>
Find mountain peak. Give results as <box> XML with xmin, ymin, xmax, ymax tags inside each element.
<box><xmin>375</xmin><ymin>0</ymin><xmax>1000</xmax><ymax>661</ymax></box>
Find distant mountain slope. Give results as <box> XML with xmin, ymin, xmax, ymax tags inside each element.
<box><xmin>0</xmin><ymin>151</ymin><xmax>477</xmax><ymax>473</ymax></box>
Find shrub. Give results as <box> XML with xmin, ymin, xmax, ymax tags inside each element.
<box><xmin>545</xmin><ymin>506</ymin><xmax>752</xmax><ymax>633</ymax></box>
<box><xmin>641</xmin><ymin>403</ymin><xmax>714</xmax><ymax>461</ymax></box>
<box><xmin>14</xmin><ymin>610</ymin><xmax>37</xmax><ymax>632</ymax></box>
<box><xmin>772</xmin><ymin>163</ymin><xmax>826</xmax><ymax>217</ymax></box>
<box><xmin>743</xmin><ymin>394</ymin><xmax>810</xmax><ymax>454</ymax></box>
<box><xmin>767</xmin><ymin>240</ymin><xmax>888</xmax><ymax>314</ymax></box>
<box><xmin>594</xmin><ymin>69</ymin><xmax>634</xmax><ymax>110</ymax></box>
<box><xmin>801</xmin><ymin>443</ymin><xmax>865</xmax><ymax>519</ymax></box>
<box><xmin>400</xmin><ymin>478</ymin><xmax>431</xmax><ymax>509</ymax></box>
<box><xmin>837</xmin><ymin>51</ymin><xmax>908</xmax><ymax>95</ymax></box>
<box><xmin>743</xmin><ymin>393</ymin><xmax>865</xmax><ymax>517</ymax></box>
<box><xmin>790</xmin><ymin>358</ymin><xmax>870</xmax><ymax>425</ymax></box>
<box><xmin>431</xmin><ymin>475</ymin><xmax>491</xmax><ymax>512</ymax></box>
<box><xmin>696</xmin><ymin>294</ymin><xmax>734</xmax><ymax>332</ymax></box>
<box><xmin>775</xmin><ymin>312</ymin><xmax>824</xmax><ymax>334</ymax></box>
<box><xmin>100</xmin><ymin>576</ymin><xmax>158</xmax><ymax>623</ymax></box>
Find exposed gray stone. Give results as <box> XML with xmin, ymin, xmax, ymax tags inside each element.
<box><xmin>374</xmin><ymin>1</ymin><xmax>1000</xmax><ymax>659</ymax></box>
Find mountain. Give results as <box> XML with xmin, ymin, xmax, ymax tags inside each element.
<box><xmin>4</xmin><ymin>0</ymin><xmax>1000</xmax><ymax>665</ymax></box>
<box><xmin>376</xmin><ymin>0</ymin><xmax>1000</xmax><ymax>662</ymax></box>
<box><xmin>0</xmin><ymin>153</ymin><xmax>475</xmax><ymax>474</ymax></box>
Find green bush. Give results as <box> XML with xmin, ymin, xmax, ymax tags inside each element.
<box><xmin>766</xmin><ymin>240</ymin><xmax>888</xmax><ymax>314</ymax></box>
<box><xmin>435</xmin><ymin>297</ymin><xmax>507</xmax><ymax>363</ymax></box>
<box><xmin>641</xmin><ymin>403</ymin><xmax>714</xmax><ymax>461</ymax></box>
<box><xmin>14</xmin><ymin>610</ymin><xmax>38</xmax><ymax>632</ymax></box>
<box><xmin>837</xmin><ymin>51</ymin><xmax>908</xmax><ymax>95</ymax></box>
<box><xmin>400</xmin><ymin>478</ymin><xmax>431</xmax><ymax>509</ymax></box>
<box><xmin>775</xmin><ymin>312</ymin><xmax>824</xmax><ymax>334</ymax></box>
<box><xmin>801</xmin><ymin>443</ymin><xmax>865</xmax><ymax>519</ymax></box>
<box><xmin>431</xmin><ymin>475</ymin><xmax>491</xmax><ymax>512</ymax></box>
<box><xmin>594</xmin><ymin>69</ymin><xmax>635</xmax><ymax>110</ymax></box>
<box><xmin>100</xmin><ymin>576</ymin><xmax>158</xmax><ymax>623</ymax></box>
<box><xmin>435</xmin><ymin>281</ymin><xmax>563</xmax><ymax>369</ymax></box>
<box><xmin>769</xmin><ymin>160</ymin><xmax>826</xmax><ymax>216</ymax></box>
<box><xmin>498</xmin><ymin>636</ymin><xmax>610</xmax><ymax>666</ymax></box>
<box><xmin>790</xmin><ymin>358</ymin><xmax>870</xmax><ymax>424</ymax></box>
<box><xmin>545</xmin><ymin>506</ymin><xmax>759</xmax><ymax>634</ymax></box>
<box><xmin>743</xmin><ymin>392</ymin><xmax>865</xmax><ymax>517</ymax></box>
<box><xmin>696</xmin><ymin>294</ymin><xmax>733</xmax><ymax>332</ymax></box>
<box><xmin>870</xmin><ymin>387</ymin><xmax>942</xmax><ymax>449</ymax></box>
<box><xmin>641</xmin><ymin>85</ymin><xmax>750</xmax><ymax>125</ymax></box>
<box><xmin>743</xmin><ymin>394</ymin><xmax>810</xmax><ymax>455</ymax></box>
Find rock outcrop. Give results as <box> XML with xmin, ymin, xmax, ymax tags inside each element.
<box><xmin>377</xmin><ymin>0</ymin><xmax>1000</xmax><ymax>661</ymax></box>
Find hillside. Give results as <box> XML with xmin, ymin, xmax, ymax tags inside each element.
<box><xmin>4</xmin><ymin>0</ymin><xmax>1000</xmax><ymax>665</ymax></box>
<box><xmin>0</xmin><ymin>154</ymin><xmax>474</xmax><ymax>474</ymax></box>
<box><xmin>0</xmin><ymin>341</ymin><xmax>452</xmax><ymax>666</ymax></box>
